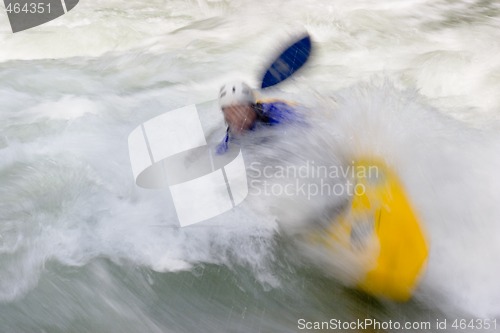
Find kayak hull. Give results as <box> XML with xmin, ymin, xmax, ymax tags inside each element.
<box><xmin>317</xmin><ymin>159</ymin><xmax>428</xmax><ymax>301</ymax></box>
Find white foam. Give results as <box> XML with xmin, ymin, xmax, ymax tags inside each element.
<box><xmin>1</xmin><ymin>0</ymin><xmax>500</xmax><ymax>320</ymax></box>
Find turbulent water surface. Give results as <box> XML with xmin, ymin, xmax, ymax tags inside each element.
<box><xmin>1</xmin><ymin>0</ymin><xmax>500</xmax><ymax>332</ymax></box>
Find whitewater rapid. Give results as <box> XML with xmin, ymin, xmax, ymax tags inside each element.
<box><xmin>1</xmin><ymin>0</ymin><xmax>500</xmax><ymax>331</ymax></box>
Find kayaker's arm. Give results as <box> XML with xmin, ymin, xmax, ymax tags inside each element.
<box><xmin>216</xmin><ymin>127</ymin><xmax>230</xmax><ymax>155</ymax></box>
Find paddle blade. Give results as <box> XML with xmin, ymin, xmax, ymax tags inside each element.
<box><xmin>260</xmin><ymin>34</ymin><xmax>312</xmax><ymax>89</ymax></box>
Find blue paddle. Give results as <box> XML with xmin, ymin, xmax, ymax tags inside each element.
<box><xmin>260</xmin><ymin>34</ymin><xmax>312</xmax><ymax>89</ymax></box>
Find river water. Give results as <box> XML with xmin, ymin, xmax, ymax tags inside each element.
<box><xmin>1</xmin><ymin>0</ymin><xmax>500</xmax><ymax>332</ymax></box>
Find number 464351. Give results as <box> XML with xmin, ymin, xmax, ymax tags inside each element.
<box><xmin>5</xmin><ymin>2</ymin><xmax>51</xmax><ymax>14</ymax></box>
<box><xmin>452</xmin><ymin>318</ymin><xmax>497</xmax><ymax>330</ymax></box>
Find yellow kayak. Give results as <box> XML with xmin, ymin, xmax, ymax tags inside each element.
<box><xmin>318</xmin><ymin>159</ymin><xmax>428</xmax><ymax>301</ymax></box>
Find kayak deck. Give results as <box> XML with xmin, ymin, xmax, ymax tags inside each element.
<box><xmin>317</xmin><ymin>159</ymin><xmax>428</xmax><ymax>301</ymax></box>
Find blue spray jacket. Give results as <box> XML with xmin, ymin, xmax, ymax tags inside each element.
<box><xmin>216</xmin><ymin>100</ymin><xmax>299</xmax><ymax>154</ymax></box>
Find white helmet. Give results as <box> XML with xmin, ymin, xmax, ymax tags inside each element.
<box><xmin>218</xmin><ymin>81</ymin><xmax>255</xmax><ymax>109</ymax></box>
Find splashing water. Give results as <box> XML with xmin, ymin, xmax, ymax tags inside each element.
<box><xmin>1</xmin><ymin>0</ymin><xmax>500</xmax><ymax>331</ymax></box>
